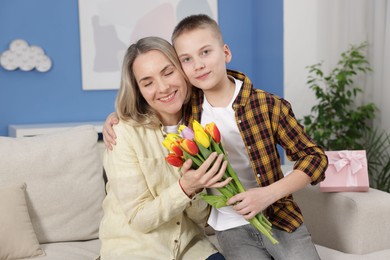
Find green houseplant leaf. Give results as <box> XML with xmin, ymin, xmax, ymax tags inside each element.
<box><xmin>301</xmin><ymin>42</ymin><xmax>376</xmax><ymax>151</ymax></box>
<box><xmin>301</xmin><ymin>42</ymin><xmax>390</xmax><ymax>193</ymax></box>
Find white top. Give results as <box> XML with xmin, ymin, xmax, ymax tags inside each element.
<box><xmin>163</xmin><ymin>124</ymin><xmax>179</xmax><ymax>134</ymax></box>
<box><xmin>201</xmin><ymin>77</ymin><xmax>258</xmax><ymax>231</ymax></box>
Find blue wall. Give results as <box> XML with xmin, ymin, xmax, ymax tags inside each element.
<box><xmin>0</xmin><ymin>0</ymin><xmax>283</xmax><ymax>136</ymax></box>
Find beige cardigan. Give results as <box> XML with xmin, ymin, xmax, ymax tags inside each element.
<box><xmin>99</xmin><ymin>121</ymin><xmax>217</xmax><ymax>260</ymax></box>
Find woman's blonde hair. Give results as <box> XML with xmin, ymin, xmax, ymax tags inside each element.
<box><xmin>115</xmin><ymin>36</ymin><xmax>192</xmax><ymax>128</ymax></box>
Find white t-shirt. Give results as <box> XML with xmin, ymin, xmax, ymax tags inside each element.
<box><xmin>163</xmin><ymin>124</ymin><xmax>179</xmax><ymax>134</ymax></box>
<box><xmin>201</xmin><ymin>77</ymin><xmax>258</xmax><ymax>231</ymax></box>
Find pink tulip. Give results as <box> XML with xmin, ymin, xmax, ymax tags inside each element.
<box><xmin>179</xmin><ymin>125</ymin><xmax>194</xmax><ymax>140</ymax></box>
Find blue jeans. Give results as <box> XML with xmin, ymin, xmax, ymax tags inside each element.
<box><xmin>207</xmin><ymin>252</ymin><xmax>226</xmax><ymax>260</ymax></box>
<box><xmin>215</xmin><ymin>223</ymin><xmax>320</xmax><ymax>260</ymax></box>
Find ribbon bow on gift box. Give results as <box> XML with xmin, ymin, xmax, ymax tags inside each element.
<box><xmin>328</xmin><ymin>150</ymin><xmax>366</xmax><ymax>175</ymax></box>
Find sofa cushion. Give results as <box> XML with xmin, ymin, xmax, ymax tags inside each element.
<box><xmin>294</xmin><ymin>184</ymin><xmax>390</xmax><ymax>255</ymax></box>
<box><xmin>35</xmin><ymin>239</ymin><xmax>100</xmax><ymax>260</ymax></box>
<box><xmin>0</xmin><ymin>125</ymin><xmax>105</xmax><ymax>243</ymax></box>
<box><xmin>0</xmin><ymin>182</ymin><xmax>45</xmax><ymax>259</ymax></box>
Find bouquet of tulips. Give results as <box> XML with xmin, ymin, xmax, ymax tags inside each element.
<box><xmin>162</xmin><ymin>120</ymin><xmax>278</xmax><ymax>244</ymax></box>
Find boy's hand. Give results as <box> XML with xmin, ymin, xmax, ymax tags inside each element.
<box><xmin>227</xmin><ymin>187</ymin><xmax>276</xmax><ymax>220</ymax></box>
<box><xmin>103</xmin><ymin>112</ymin><xmax>119</xmax><ymax>150</ymax></box>
<box><xmin>228</xmin><ymin>170</ymin><xmax>311</xmax><ymax>220</ymax></box>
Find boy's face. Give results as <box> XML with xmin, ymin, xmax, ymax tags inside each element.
<box><xmin>173</xmin><ymin>27</ymin><xmax>232</xmax><ymax>92</ymax></box>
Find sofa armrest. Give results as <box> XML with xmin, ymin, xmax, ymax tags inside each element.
<box><xmin>293</xmin><ymin>185</ymin><xmax>390</xmax><ymax>255</ymax></box>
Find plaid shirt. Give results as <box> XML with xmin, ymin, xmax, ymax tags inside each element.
<box><xmin>184</xmin><ymin>69</ymin><xmax>328</xmax><ymax>232</ymax></box>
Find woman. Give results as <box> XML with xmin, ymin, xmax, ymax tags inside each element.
<box><xmin>99</xmin><ymin>36</ymin><xmax>228</xmax><ymax>260</ymax></box>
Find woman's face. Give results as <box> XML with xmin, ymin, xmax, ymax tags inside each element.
<box><xmin>133</xmin><ymin>50</ymin><xmax>188</xmax><ymax>126</ymax></box>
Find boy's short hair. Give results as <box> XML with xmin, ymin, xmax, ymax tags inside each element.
<box><xmin>171</xmin><ymin>14</ymin><xmax>224</xmax><ymax>46</ymax></box>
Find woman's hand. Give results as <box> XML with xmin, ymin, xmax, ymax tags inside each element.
<box><xmin>179</xmin><ymin>152</ymin><xmax>231</xmax><ymax>197</ymax></box>
<box><xmin>103</xmin><ymin>112</ymin><xmax>119</xmax><ymax>150</ymax></box>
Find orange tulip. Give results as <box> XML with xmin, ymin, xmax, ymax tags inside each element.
<box><xmin>205</xmin><ymin>122</ymin><xmax>221</xmax><ymax>143</ymax></box>
<box><xmin>179</xmin><ymin>139</ymin><xmax>199</xmax><ymax>156</ymax></box>
<box><xmin>171</xmin><ymin>141</ymin><xmax>183</xmax><ymax>157</ymax></box>
<box><xmin>166</xmin><ymin>153</ymin><xmax>184</xmax><ymax>167</ymax></box>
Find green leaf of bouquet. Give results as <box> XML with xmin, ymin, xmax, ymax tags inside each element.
<box><xmin>195</xmin><ymin>140</ymin><xmax>212</xmax><ymax>159</ymax></box>
<box><xmin>224</xmin><ymin>182</ymin><xmax>240</xmax><ymax>195</ymax></box>
<box><xmin>210</xmin><ymin>139</ymin><xmax>246</xmax><ymax>193</ymax></box>
<box><xmin>183</xmin><ymin>150</ymin><xmax>203</xmax><ymax>169</ymax></box>
<box><xmin>217</xmin><ymin>186</ymin><xmax>235</xmax><ymax>199</ymax></box>
<box><xmin>211</xmin><ymin>139</ymin><xmax>224</xmax><ymax>154</ymax></box>
<box><xmin>200</xmin><ymin>194</ymin><xmax>227</xmax><ymax>208</ymax></box>
<box><xmin>225</xmin><ymin>162</ymin><xmax>246</xmax><ymax>193</ymax></box>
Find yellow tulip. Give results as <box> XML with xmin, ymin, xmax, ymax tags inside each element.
<box><xmin>162</xmin><ymin>133</ymin><xmax>181</xmax><ymax>151</ymax></box>
<box><xmin>178</xmin><ymin>125</ymin><xmax>186</xmax><ymax>133</ymax></box>
<box><xmin>193</xmin><ymin>120</ymin><xmax>210</xmax><ymax>148</ymax></box>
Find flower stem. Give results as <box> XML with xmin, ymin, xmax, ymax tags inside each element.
<box><xmin>249</xmin><ymin>217</ymin><xmax>279</xmax><ymax>244</ymax></box>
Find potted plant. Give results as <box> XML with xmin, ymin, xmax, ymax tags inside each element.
<box><xmin>363</xmin><ymin>129</ymin><xmax>390</xmax><ymax>192</ymax></box>
<box><xmin>301</xmin><ymin>42</ymin><xmax>390</xmax><ymax>192</ymax></box>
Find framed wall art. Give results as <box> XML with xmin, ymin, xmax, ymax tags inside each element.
<box><xmin>78</xmin><ymin>0</ymin><xmax>218</xmax><ymax>90</ymax></box>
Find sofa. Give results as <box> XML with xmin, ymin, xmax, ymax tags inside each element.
<box><xmin>0</xmin><ymin>125</ymin><xmax>104</xmax><ymax>260</ymax></box>
<box><xmin>1</xmin><ymin>125</ymin><xmax>390</xmax><ymax>260</ymax></box>
<box><xmin>293</xmin><ymin>183</ymin><xmax>390</xmax><ymax>259</ymax></box>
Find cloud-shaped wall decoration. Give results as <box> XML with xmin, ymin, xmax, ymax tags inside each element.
<box><xmin>0</xmin><ymin>39</ymin><xmax>52</xmax><ymax>72</ymax></box>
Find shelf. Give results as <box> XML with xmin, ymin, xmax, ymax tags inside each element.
<box><xmin>8</xmin><ymin>121</ymin><xmax>104</xmax><ymax>137</ymax></box>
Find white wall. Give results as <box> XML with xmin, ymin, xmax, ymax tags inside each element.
<box><xmin>283</xmin><ymin>0</ymin><xmax>319</xmax><ymax>120</ymax></box>
<box><xmin>284</xmin><ymin>0</ymin><xmax>370</xmax><ymax>122</ymax></box>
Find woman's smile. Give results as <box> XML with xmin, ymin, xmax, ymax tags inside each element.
<box><xmin>158</xmin><ymin>90</ymin><xmax>177</xmax><ymax>103</ymax></box>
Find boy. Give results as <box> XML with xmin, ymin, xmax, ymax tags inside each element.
<box><xmin>104</xmin><ymin>14</ymin><xmax>328</xmax><ymax>260</ymax></box>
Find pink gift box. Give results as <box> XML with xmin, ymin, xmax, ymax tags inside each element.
<box><xmin>320</xmin><ymin>150</ymin><xmax>369</xmax><ymax>192</ymax></box>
